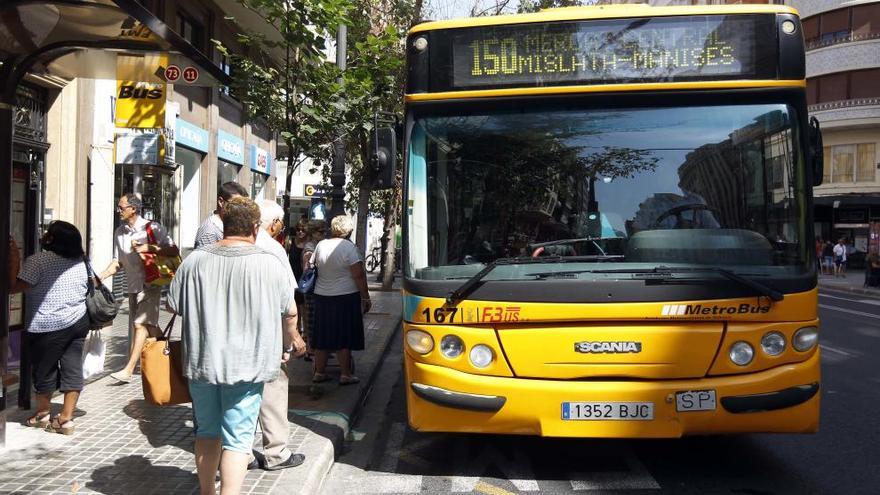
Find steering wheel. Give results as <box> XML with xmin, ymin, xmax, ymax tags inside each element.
<box><xmin>651</xmin><ymin>203</ymin><xmax>718</xmax><ymax>229</ymax></box>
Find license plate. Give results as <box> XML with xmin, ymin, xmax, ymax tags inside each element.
<box><xmin>675</xmin><ymin>390</ymin><xmax>716</xmax><ymax>412</ymax></box>
<box><xmin>562</xmin><ymin>402</ymin><xmax>654</xmax><ymax>421</ymax></box>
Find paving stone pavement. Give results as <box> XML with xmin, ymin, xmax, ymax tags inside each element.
<box><xmin>1</xmin><ymin>282</ymin><xmax>402</xmax><ymax>495</ymax></box>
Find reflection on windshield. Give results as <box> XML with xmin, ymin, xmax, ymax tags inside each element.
<box><xmin>407</xmin><ymin>104</ymin><xmax>806</xmax><ymax>280</ymax></box>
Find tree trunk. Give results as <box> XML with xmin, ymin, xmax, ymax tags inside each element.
<box><xmin>355</xmin><ymin>181</ymin><xmax>370</xmax><ymax>256</ymax></box>
<box><xmin>381</xmin><ymin>177</ymin><xmax>401</xmax><ymax>290</ymax></box>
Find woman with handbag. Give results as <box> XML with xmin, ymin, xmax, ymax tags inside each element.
<box><xmin>310</xmin><ymin>215</ymin><xmax>371</xmax><ymax>385</ymax></box>
<box><xmin>8</xmin><ymin>221</ymin><xmax>90</xmax><ymax>435</ymax></box>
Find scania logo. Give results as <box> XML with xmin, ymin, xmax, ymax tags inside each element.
<box><xmin>574</xmin><ymin>341</ymin><xmax>642</xmax><ymax>354</ymax></box>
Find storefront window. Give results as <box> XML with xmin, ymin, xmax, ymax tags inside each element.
<box><xmin>823</xmin><ymin>143</ymin><xmax>878</xmax><ymax>184</ymax></box>
<box><xmin>831</xmin><ymin>145</ymin><xmax>855</xmax><ymax>183</ymax></box>
<box><xmin>218</xmin><ymin>160</ymin><xmax>241</xmax><ymax>190</ymax></box>
<box><xmin>252</xmin><ymin>173</ymin><xmax>268</xmax><ymax>200</ymax></box>
<box><xmin>857</xmin><ymin>143</ymin><xmax>876</xmax><ymax>182</ymax></box>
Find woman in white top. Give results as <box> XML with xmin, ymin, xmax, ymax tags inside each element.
<box><xmin>310</xmin><ymin>215</ymin><xmax>371</xmax><ymax>385</ymax></box>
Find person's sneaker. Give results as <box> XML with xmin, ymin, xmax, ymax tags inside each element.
<box><xmin>264</xmin><ymin>453</ymin><xmax>305</xmax><ymax>471</ymax></box>
<box><xmin>247</xmin><ymin>450</ymin><xmax>266</xmax><ymax>470</ymax></box>
<box><xmin>110</xmin><ymin>371</ymin><xmax>132</xmax><ymax>383</ymax></box>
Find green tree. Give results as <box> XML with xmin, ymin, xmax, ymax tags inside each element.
<box><xmin>214</xmin><ymin>0</ymin><xmax>351</xmax><ymax>220</ymax></box>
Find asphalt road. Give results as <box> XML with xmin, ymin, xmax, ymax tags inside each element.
<box><xmin>322</xmin><ymin>288</ymin><xmax>880</xmax><ymax>494</ymax></box>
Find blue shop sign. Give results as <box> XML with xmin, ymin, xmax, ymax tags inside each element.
<box><xmin>249</xmin><ymin>144</ymin><xmax>272</xmax><ymax>176</ymax></box>
<box><xmin>217</xmin><ymin>130</ymin><xmax>245</xmax><ymax>165</ymax></box>
<box><xmin>176</xmin><ymin>119</ymin><xmax>209</xmax><ymax>153</ymax></box>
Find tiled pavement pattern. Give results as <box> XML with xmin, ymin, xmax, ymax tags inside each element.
<box><xmin>1</xmin><ymin>282</ymin><xmax>402</xmax><ymax>495</ymax></box>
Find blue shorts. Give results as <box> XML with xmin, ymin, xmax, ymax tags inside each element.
<box><xmin>189</xmin><ymin>381</ymin><xmax>264</xmax><ymax>454</ymax></box>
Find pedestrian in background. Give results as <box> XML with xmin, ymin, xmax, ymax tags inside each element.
<box><xmin>822</xmin><ymin>240</ymin><xmax>834</xmax><ymax>275</ymax></box>
<box><xmin>300</xmin><ymin>219</ymin><xmax>328</xmax><ymax>360</ymax></box>
<box><xmin>833</xmin><ymin>238</ymin><xmax>848</xmax><ymax>278</ymax></box>
<box><xmin>168</xmin><ymin>197</ymin><xmax>303</xmax><ymax>495</ymax></box>
<box><xmin>9</xmin><ymin>221</ymin><xmax>90</xmax><ymax>435</ymax></box>
<box><xmin>252</xmin><ymin>199</ymin><xmax>307</xmax><ymax>470</ymax></box>
<box><xmin>194</xmin><ymin>181</ymin><xmax>248</xmax><ymax>249</ymax></box>
<box><xmin>98</xmin><ymin>194</ymin><xmax>179</xmax><ymax>384</ymax></box>
<box><xmin>310</xmin><ymin>215</ymin><xmax>371</xmax><ymax>385</ymax></box>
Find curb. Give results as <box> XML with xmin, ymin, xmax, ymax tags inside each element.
<box><xmin>292</xmin><ymin>315</ymin><xmax>402</xmax><ymax>494</ymax></box>
<box><xmin>819</xmin><ymin>282</ymin><xmax>880</xmax><ymax>298</ymax></box>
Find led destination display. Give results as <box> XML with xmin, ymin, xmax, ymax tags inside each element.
<box><xmin>450</xmin><ymin>15</ymin><xmax>770</xmax><ymax>89</ymax></box>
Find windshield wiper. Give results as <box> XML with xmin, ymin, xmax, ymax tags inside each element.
<box><xmin>446</xmin><ymin>257</ymin><xmax>557</xmax><ymax>303</ymax></box>
<box><xmin>591</xmin><ymin>266</ymin><xmax>784</xmax><ymax>302</ymax></box>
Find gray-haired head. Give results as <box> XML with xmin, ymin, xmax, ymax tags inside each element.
<box><xmin>123</xmin><ymin>193</ymin><xmax>143</xmax><ymax>214</ymax></box>
<box><xmin>329</xmin><ymin>215</ymin><xmax>354</xmax><ymax>239</ymax></box>
<box><xmin>257</xmin><ymin>199</ymin><xmax>285</xmax><ymax>230</ymax></box>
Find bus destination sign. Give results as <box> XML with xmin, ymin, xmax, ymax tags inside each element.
<box><xmin>450</xmin><ymin>16</ymin><xmax>766</xmax><ymax>89</ymax></box>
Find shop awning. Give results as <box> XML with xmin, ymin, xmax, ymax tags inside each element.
<box><xmin>0</xmin><ymin>0</ymin><xmax>231</xmax><ymax>102</ymax></box>
<box><xmin>814</xmin><ymin>194</ymin><xmax>880</xmax><ymax>207</ymax></box>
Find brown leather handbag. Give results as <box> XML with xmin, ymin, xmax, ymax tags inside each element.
<box><xmin>141</xmin><ymin>315</ymin><xmax>191</xmax><ymax>406</ymax></box>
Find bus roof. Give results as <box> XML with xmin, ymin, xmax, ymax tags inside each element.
<box><xmin>408</xmin><ymin>4</ymin><xmax>799</xmax><ymax>35</ymax></box>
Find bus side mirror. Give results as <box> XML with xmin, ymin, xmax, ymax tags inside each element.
<box><xmin>371</xmin><ymin>121</ymin><xmax>397</xmax><ymax>190</ymax></box>
<box><xmin>809</xmin><ymin>116</ymin><xmax>823</xmax><ymax>187</ymax></box>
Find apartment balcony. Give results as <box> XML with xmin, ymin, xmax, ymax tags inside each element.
<box><xmin>809</xmin><ymin>98</ymin><xmax>880</xmax><ymax>130</ymax></box>
<box><xmin>805</xmin><ymin>39</ymin><xmax>880</xmax><ymax>78</ymax></box>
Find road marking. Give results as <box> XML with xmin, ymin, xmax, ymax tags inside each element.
<box><xmin>819</xmin><ymin>304</ymin><xmax>880</xmax><ymax>319</ymax></box>
<box><xmin>820</xmin><ymin>344</ymin><xmax>855</xmax><ymax>357</ymax></box>
<box><xmin>819</xmin><ymin>293</ymin><xmax>880</xmax><ymax>305</ymax></box>
<box><xmin>451</xmin><ymin>438</ymin><xmax>540</xmax><ymax>492</ymax></box>
<box><xmin>570</xmin><ymin>450</ymin><xmax>660</xmax><ymax>490</ymax></box>
<box><xmin>475</xmin><ymin>481</ymin><xmax>519</xmax><ymax>495</ymax></box>
<box><xmin>378</xmin><ymin>422</ymin><xmax>408</xmax><ymax>472</ymax></box>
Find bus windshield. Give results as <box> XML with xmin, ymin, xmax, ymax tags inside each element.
<box><xmin>407</xmin><ymin>103</ymin><xmax>809</xmax><ymax>282</ymax></box>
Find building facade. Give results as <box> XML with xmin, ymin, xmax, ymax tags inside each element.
<box><xmin>4</xmin><ymin>0</ymin><xmax>294</xmax><ymax>402</ymax></box>
<box><xmin>788</xmin><ymin>0</ymin><xmax>880</xmax><ymax>258</ymax></box>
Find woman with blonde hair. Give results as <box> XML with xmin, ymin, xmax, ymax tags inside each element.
<box><xmin>300</xmin><ymin>219</ymin><xmax>327</xmax><ymax>359</ymax></box>
<box><xmin>310</xmin><ymin>215</ymin><xmax>370</xmax><ymax>384</ymax></box>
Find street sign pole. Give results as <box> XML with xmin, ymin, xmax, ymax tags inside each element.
<box><xmin>329</xmin><ymin>23</ymin><xmax>347</xmax><ymax>219</ymax></box>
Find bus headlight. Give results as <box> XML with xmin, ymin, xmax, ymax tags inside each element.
<box><xmin>469</xmin><ymin>344</ymin><xmax>494</xmax><ymax>368</ymax></box>
<box><xmin>793</xmin><ymin>326</ymin><xmax>819</xmax><ymax>352</ymax></box>
<box><xmin>440</xmin><ymin>335</ymin><xmax>465</xmax><ymax>359</ymax></box>
<box><xmin>406</xmin><ymin>330</ymin><xmax>434</xmax><ymax>354</ymax></box>
<box><xmin>760</xmin><ymin>331</ymin><xmax>786</xmax><ymax>356</ymax></box>
<box><xmin>729</xmin><ymin>341</ymin><xmax>754</xmax><ymax>366</ymax></box>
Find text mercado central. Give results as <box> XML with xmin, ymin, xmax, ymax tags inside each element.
<box><xmin>449</xmin><ymin>15</ymin><xmax>773</xmax><ymax>88</ymax></box>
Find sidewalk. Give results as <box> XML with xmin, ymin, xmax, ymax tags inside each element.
<box><xmin>818</xmin><ymin>272</ymin><xmax>880</xmax><ymax>297</ymax></box>
<box><xmin>0</xmin><ymin>280</ymin><xmax>402</xmax><ymax>495</ymax></box>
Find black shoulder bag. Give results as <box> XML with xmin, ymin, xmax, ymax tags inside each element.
<box><xmin>83</xmin><ymin>257</ymin><xmax>119</xmax><ymax>328</ymax></box>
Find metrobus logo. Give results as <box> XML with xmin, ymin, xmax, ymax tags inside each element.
<box><xmin>661</xmin><ymin>304</ymin><xmax>770</xmax><ymax>316</ymax></box>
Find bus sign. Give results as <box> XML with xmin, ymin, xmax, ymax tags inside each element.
<box><xmin>446</xmin><ymin>15</ymin><xmax>774</xmax><ymax>89</ymax></box>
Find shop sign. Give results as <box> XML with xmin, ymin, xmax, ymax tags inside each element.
<box><xmin>249</xmin><ymin>144</ymin><xmax>272</xmax><ymax>175</ymax></box>
<box><xmin>116</xmin><ymin>131</ymin><xmax>160</xmax><ymax>164</ymax></box>
<box><xmin>176</xmin><ymin>119</ymin><xmax>209</xmax><ymax>153</ymax></box>
<box><xmin>115</xmin><ymin>54</ymin><xmax>166</xmax><ymax>128</ymax></box>
<box><xmin>218</xmin><ymin>130</ymin><xmax>245</xmax><ymax>165</ymax></box>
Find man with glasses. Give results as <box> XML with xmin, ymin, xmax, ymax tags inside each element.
<box><xmin>98</xmin><ymin>193</ymin><xmax>179</xmax><ymax>383</ymax></box>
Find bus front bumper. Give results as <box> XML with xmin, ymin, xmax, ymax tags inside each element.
<box><xmin>405</xmin><ymin>351</ymin><xmax>820</xmax><ymax>438</ymax></box>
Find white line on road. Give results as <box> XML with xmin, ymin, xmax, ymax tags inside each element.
<box><xmin>820</xmin><ymin>344</ymin><xmax>855</xmax><ymax>357</ymax></box>
<box><xmin>819</xmin><ymin>293</ymin><xmax>880</xmax><ymax>306</ymax></box>
<box><xmin>819</xmin><ymin>304</ymin><xmax>880</xmax><ymax>319</ymax></box>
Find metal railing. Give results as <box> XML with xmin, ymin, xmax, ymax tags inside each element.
<box><xmin>806</xmin><ymin>30</ymin><xmax>880</xmax><ymax>51</ymax></box>
<box><xmin>809</xmin><ymin>97</ymin><xmax>880</xmax><ymax>112</ymax></box>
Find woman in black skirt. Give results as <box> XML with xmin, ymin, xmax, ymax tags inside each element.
<box><xmin>310</xmin><ymin>215</ymin><xmax>371</xmax><ymax>385</ymax></box>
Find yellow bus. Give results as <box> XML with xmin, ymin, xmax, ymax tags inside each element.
<box><xmin>399</xmin><ymin>4</ymin><xmax>822</xmax><ymax>437</ymax></box>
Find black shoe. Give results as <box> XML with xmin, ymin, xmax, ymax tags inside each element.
<box><xmin>248</xmin><ymin>450</ymin><xmax>266</xmax><ymax>470</ymax></box>
<box><xmin>264</xmin><ymin>453</ymin><xmax>305</xmax><ymax>471</ymax></box>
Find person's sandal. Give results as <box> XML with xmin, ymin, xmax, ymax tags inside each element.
<box><xmin>24</xmin><ymin>413</ymin><xmax>50</xmax><ymax>428</ymax></box>
<box><xmin>45</xmin><ymin>417</ymin><xmax>75</xmax><ymax>435</ymax></box>
<box><xmin>312</xmin><ymin>372</ymin><xmax>331</xmax><ymax>383</ymax></box>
